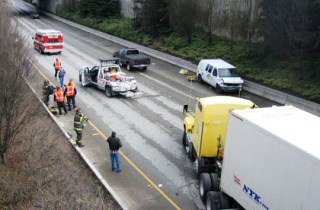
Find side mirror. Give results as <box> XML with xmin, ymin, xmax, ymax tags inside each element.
<box><xmin>183</xmin><ymin>104</ymin><xmax>188</xmax><ymax>115</ymax></box>
<box><xmin>32</xmin><ymin>37</ymin><xmax>35</xmax><ymax>40</ymax></box>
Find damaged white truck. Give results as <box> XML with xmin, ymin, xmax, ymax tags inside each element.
<box><xmin>79</xmin><ymin>58</ymin><xmax>138</xmax><ymax>97</ymax></box>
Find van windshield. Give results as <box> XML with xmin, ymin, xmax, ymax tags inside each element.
<box><xmin>219</xmin><ymin>68</ymin><xmax>239</xmax><ymax>77</ymax></box>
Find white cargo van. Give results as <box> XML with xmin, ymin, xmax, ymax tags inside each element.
<box><xmin>196</xmin><ymin>59</ymin><xmax>243</xmax><ymax>93</ymax></box>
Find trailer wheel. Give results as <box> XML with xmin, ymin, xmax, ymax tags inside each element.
<box><xmin>200</xmin><ymin>173</ymin><xmax>212</xmax><ymax>202</ymax></box>
<box><xmin>188</xmin><ymin>141</ymin><xmax>196</xmax><ymax>162</ymax></box>
<box><xmin>105</xmin><ymin>86</ymin><xmax>113</xmax><ymax>98</ymax></box>
<box><xmin>206</xmin><ymin>191</ymin><xmax>220</xmax><ymax>210</ymax></box>
<box><xmin>209</xmin><ymin>173</ymin><xmax>220</xmax><ymax>191</ymax></box>
<box><xmin>182</xmin><ymin>129</ymin><xmax>187</xmax><ymax>147</ymax></box>
<box><xmin>218</xmin><ymin>192</ymin><xmax>230</xmax><ymax>209</ymax></box>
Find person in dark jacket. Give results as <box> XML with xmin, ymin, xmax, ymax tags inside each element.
<box><xmin>106</xmin><ymin>131</ymin><xmax>122</xmax><ymax>173</ymax></box>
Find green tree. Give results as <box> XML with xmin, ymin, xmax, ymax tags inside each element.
<box><xmin>169</xmin><ymin>0</ymin><xmax>197</xmax><ymax>44</ymax></box>
<box><xmin>133</xmin><ymin>0</ymin><xmax>169</xmax><ymax>37</ymax></box>
<box><xmin>79</xmin><ymin>0</ymin><xmax>120</xmax><ymax>18</ymax></box>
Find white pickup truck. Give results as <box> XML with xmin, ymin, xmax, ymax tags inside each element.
<box><xmin>79</xmin><ymin>58</ymin><xmax>138</xmax><ymax>97</ymax></box>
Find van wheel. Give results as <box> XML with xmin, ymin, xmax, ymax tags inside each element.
<box><xmin>105</xmin><ymin>86</ymin><xmax>113</xmax><ymax>98</ymax></box>
<box><xmin>188</xmin><ymin>141</ymin><xmax>196</xmax><ymax>162</ymax></box>
<box><xmin>206</xmin><ymin>191</ymin><xmax>220</xmax><ymax>210</ymax></box>
<box><xmin>197</xmin><ymin>75</ymin><xmax>203</xmax><ymax>83</ymax></box>
<box><xmin>126</xmin><ymin>63</ymin><xmax>131</xmax><ymax>71</ymax></box>
<box><xmin>215</xmin><ymin>85</ymin><xmax>222</xmax><ymax>93</ymax></box>
<box><xmin>182</xmin><ymin>129</ymin><xmax>187</xmax><ymax>147</ymax></box>
<box><xmin>200</xmin><ymin>173</ymin><xmax>212</xmax><ymax>202</ymax></box>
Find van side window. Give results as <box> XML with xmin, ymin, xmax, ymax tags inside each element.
<box><xmin>208</xmin><ymin>65</ymin><xmax>213</xmax><ymax>73</ymax></box>
<box><xmin>205</xmin><ymin>65</ymin><xmax>210</xmax><ymax>72</ymax></box>
<box><xmin>213</xmin><ymin>68</ymin><xmax>217</xmax><ymax>76</ymax></box>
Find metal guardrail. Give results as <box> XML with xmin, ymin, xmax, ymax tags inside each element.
<box><xmin>42</xmin><ymin>11</ymin><xmax>320</xmax><ymax>117</ymax></box>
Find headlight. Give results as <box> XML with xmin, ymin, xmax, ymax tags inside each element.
<box><xmin>217</xmin><ymin>78</ymin><xmax>224</xmax><ymax>85</ymax></box>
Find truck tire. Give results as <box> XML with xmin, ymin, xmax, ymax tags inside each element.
<box><xmin>200</xmin><ymin>173</ymin><xmax>212</xmax><ymax>202</ymax></box>
<box><xmin>217</xmin><ymin>192</ymin><xmax>230</xmax><ymax>209</ymax></box>
<box><xmin>206</xmin><ymin>191</ymin><xmax>220</xmax><ymax>210</ymax></box>
<box><xmin>126</xmin><ymin>63</ymin><xmax>131</xmax><ymax>71</ymax></box>
<box><xmin>188</xmin><ymin>141</ymin><xmax>196</xmax><ymax>162</ymax></box>
<box><xmin>182</xmin><ymin>129</ymin><xmax>187</xmax><ymax>147</ymax></box>
<box><xmin>197</xmin><ymin>74</ymin><xmax>203</xmax><ymax>83</ymax></box>
<box><xmin>197</xmin><ymin>158</ymin><xmax>205</xmax><ymax>176</ymax></box>
<box><xmin>209</xmin><ymin>173</ymin><xmax>220</xmax><ymax>191</ymax></box>
<box><xmin>105</xmin><ymin>86</ymin><xmax>113</xmax><ymax>98</ymax></box>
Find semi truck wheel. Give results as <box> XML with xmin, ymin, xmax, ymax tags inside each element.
<box><xmin>217</xmin><ymin>192</ymin><xmax>230</xmax><ymax>209</ymax></box>
<box><xmin>182</xmin><ymin>129</ymin><xmax>187</xmax><ymax>147</ymax></box>
<box><xmin>188</xmin><ymin>141</ymin><xmax>196</xmax><ymax>162</ymax></box>
<box><xmin>200</xmin><ymin>173</ymin><xmax>212</xmax><ymax>202</ymax></box>
<box><xmin>209</xmin><ymin>173</ymin><xmax>220</xmax><ymax>191</ymax></box>
<box><xmin>197</xmin><ymin>158</ymin><xmax>205</xmax><ymax>176</ymax></box>
<box><xmin>206</xmin><ymin>191</ymin><xmax>220</xmax><ymax>210</ymax></box>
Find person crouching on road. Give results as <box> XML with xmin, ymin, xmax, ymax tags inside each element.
<box><xmin>106</xmin><ymin>131</ymin><xmax>122</xmax><ymax>173</ymax></box>
<box><xmin>64</xmin><ymin>79</ymin><xmax>77</xmax><ymax>111</ymax></box>
<box><xmin>54</xmin><ymin>86</ymin><xmax>68</xmax><ymax>115</ymax></box>
<box><xmin>74</xmin><ymin>108</ymin><xmax>88</xmax><ymax>147</ymax></box>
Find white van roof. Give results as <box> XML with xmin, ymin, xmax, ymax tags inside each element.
<box><xmin>200</xmin><ymin>59</ymin><xmax>235</xmax><ymax>69</ymax></box>
<box><xmin>36</xmin><ymin>29</ymin><xmax>62</xmax><ymax>35</ymax></box>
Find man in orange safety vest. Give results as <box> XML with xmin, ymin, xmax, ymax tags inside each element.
<box><xmin>54</xmin><ymin>86</ymin><xmax>68</xmax><ymax>115</ymax></box>
<box><xmin>53</xmin><ymin>58</ymin><xmax>61</xmax><ymax>78</ymax></box>
<box><xmin>64</xmin><ymin>80</ymin><xmax>77</xmax><ymax>111</ymax></box>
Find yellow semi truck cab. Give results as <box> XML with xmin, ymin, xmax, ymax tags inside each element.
<box><xmin>183</xmin><ymin>96</ymin><xmax>257</xmax><ymax>175</ymax></box>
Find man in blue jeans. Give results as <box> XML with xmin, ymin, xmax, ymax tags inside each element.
<box><xmin>106</xmin><ymin>131</ymin><xmax>122</xmax><ymax>173</ymax></box>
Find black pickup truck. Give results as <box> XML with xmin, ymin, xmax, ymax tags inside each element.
<box><xmin>113</xmin><ymin>48</ymin><xmax>151</xmax><ymax>71</ymax></box>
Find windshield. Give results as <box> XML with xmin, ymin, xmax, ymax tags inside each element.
<box><xmin>218</xmin><ymin>68</ymin><xmax>239</xmax><ymax>77</ymax></box>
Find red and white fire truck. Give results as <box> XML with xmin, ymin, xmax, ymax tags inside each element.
<box><xmin>33</xmin><ymin>29</ymin><xmax>63</xmax><ymax>54</ymax></box>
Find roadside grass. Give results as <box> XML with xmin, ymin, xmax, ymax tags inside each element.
<box><xmin>55</xmin><ymin>8</ymin><xmax>320</xmax><ymax>103</ymax></box>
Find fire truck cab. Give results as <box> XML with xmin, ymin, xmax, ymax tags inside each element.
<box><xmin>33</xmin><ymin>29</ymin><xmax>63</xmax><ymax>54</ymax></box>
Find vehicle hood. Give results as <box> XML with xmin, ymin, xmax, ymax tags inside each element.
<box><xmin>221</xmin><ymin>77</ymin><xmax>243</xmax><ymax>84</ymax></box>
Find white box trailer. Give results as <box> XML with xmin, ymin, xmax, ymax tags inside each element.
<box><xmin>220</xmin><ymin>106</ymin><xmax>320</xmax><ymax>210</ymax></box>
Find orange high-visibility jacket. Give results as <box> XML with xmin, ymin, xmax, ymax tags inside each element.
<box><xmin>54</xmin><ymin>60</ymin><xmax>61</xmax><ymax>70</ymax></box>
<box><xmin>54</xmin><ymin>89</ymin><xmax>64</xmax><ymax>102</ymax></box>
<box><xmin>66</xmin><ymin>84</ymin><xmax>75</xmax><ymax>96</ymax></box>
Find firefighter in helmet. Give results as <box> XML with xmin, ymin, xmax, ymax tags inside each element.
<box><xmin>74</xmin><ymin>108</ymin><xmax>88</xmax><ymax>147</ymax></box>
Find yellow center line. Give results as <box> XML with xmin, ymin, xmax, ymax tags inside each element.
<box><xmin>32</xmin><ymin>61</ymin><xmax>182</xmax><ymax>210</ymax></box>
